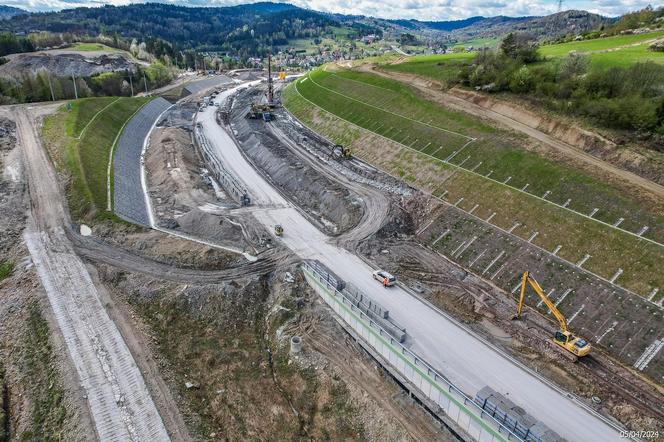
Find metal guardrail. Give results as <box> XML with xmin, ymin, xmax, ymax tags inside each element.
<box><xmin>302</xmin><ymin>260</ymin><xmax>524</xmax><ymax>442</ymax></box>
<box><xmin>194</xmin><ymin>126</ymin><xmax>250</xmax><ymax>206</ymax></box>
<box><xmin>307</xmin><ymin>261</ymin><xmax>406</xmax><ymax>342</ymax></box>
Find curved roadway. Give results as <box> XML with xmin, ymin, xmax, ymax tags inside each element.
<box><xmin>196</xmin><ymin>83</ymin><xmax>625</xmax><ymax>442</ymax></box>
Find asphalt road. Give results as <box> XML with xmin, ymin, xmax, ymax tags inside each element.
<box><xmin>197</xmin><ymin>85</ymin><xmax>624</xmax><ymax>442</ymax></box>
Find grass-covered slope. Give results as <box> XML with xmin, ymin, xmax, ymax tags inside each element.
<box><xmin>285</xmin><ymin>69</ymin><xmax>664</xmax><ymax>298</ymax></box>
<box><xmin>42</xmin><ymin>96</ymin><xmax>152</xmax><ymax>221</ymax></box>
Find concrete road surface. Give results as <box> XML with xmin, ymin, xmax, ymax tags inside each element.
<box><xmin>195</xmin><ymin>85</ymin><xmax>624</xmax><ymax>442</ymax></box>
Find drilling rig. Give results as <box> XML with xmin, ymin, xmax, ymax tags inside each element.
<box><xmin>246</xmin><ymin>53</ymin><xmax>276</xmax><ymax>121</ymax></box>
<box><xmin>266</xmin><ymin>52</ymin><xmax>275</xmax><ymax>107</ymax></box>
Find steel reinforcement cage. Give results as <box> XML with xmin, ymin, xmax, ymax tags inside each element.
<box><xmin>301</xmin><ymin>260</ymin><xmax>524</xmax><ymax>442</ymax></box>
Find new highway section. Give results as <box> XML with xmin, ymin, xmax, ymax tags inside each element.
<box><xmin>195</xmin><ymin>83</ymin><xmax>624</xmax><ymax>442</ymax></box>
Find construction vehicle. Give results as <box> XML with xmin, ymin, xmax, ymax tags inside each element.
<box><xmin>274</xmin><ymin>224</ymin><xmax>283</xmax><ymax>236</ymax></box>
<box><xmin>246</xmin><ymin>103</ymin><xmax>273</xmax><ymax>121</ymax></box>
<box><xmin>514</xmin><ymin>271</ymin><xmax>591</xmax><ymax>360</ymax></box>
<box><xmin>329</xmin><ymin>144</ymin><xmax>352</xmax><ymax>159</ymax></box>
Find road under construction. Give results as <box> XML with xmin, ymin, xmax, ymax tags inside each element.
<box><xmin>190</xmin><ymin>80</ymin><xmax>625</xmax><ymax>442</ymax></box>
<box><xmin>6</xmin><ymin>71</ymin><xmax>662</xmax><ymax>441</ymax></box>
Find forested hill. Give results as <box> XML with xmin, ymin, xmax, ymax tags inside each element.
<box><xmin>0</xmin><ymin>2</ymin><xmax>338</xmax><ymax>56</ymax></box>
<box><xmin>0</xmin><ymin>5</ymin><xmax>24</xmax><ymax>19</ymax></box>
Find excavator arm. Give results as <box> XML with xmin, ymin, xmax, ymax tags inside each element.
<box><xmin>516</xmin><ymin>271</ymin><xmax>568</xmax><ymax>333</ymax></box>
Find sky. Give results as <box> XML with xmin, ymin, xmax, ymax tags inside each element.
<box><xmin>6</xmin><ymin>0</ymin><xmax>660</xmax><ymax>20</ymax></box>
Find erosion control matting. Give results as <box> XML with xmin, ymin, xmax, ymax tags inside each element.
<box><xmin>113</xmin><ymin>97</ymin><xmax>172</xmax><ymax>226</ymax></box>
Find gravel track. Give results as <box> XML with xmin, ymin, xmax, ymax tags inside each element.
<box><xmin>15</xmin><ymin>106</ymin><xmax>171</xmax><ymax>441</ymax></box>
<box><xmin>67</xmin><ymin>227</ymin><xmax>297</xmax><ymax>283</ymax></box>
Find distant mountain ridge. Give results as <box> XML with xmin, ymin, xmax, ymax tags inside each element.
<box><xmin>0</xmin><ymin>5</ymin><xmax>26</xmax><ymax>19</ymax></box>
<box><xmin>0</xmin><ymin>2</ymin><xmax>614</xmax><ymax>52</ymax></box>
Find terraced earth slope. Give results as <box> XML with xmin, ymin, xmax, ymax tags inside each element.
<box><xmin>42</xmin><ymin>96</ymin><xmax>153</xmax><ymax>220</ymax></box>
<box><xmin>283</xmin><ymin>69</ymin><xmax>664</xmax><ymax>377</ymax></box>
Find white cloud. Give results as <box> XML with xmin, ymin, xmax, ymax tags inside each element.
<box><xmin>6</xmin><ymin>0</ymin><xmax>659</xmax><ymax>19</ymax></box>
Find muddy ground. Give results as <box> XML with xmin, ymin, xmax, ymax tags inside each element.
<box><xmin>96</xmin><ymin>260</ymin><xmax>450</xmax><ymax>441</ymax></box>
<box><xmin>0</xmin><ymin>116</ymin><xmax>95</xmax><ymax>440</ymax></box>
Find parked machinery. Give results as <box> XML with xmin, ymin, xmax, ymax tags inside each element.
<box><xmin>514</xmin><ymin>271</ymin><xmax>591</xmax><ymax>360</ymax></box>
<box><xmin>329</xmin><ymin>144</ymin><xmax>352</xmax><ymax>159</ymax></box>
<box><xmin>245</xmin><ymin>103</ymin><xmax>273</xmax><ymax>121</ymax></box>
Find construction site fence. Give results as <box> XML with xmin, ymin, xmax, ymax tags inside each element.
<box><xmin>301</xmin><ymin>261</ymin><xmax>523</xmax><ymax>442</ymax></box>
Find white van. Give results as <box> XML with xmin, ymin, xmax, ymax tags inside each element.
<box><xmin>372</xmin><ymin>270</ymin><xmax>396</xmax><ymax>287</ymax></box>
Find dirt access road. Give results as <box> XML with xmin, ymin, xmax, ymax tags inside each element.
<box><xmin>12</xmin><ymin>106</ymin><xmax>174</xmax><ymax>441</ymax></box>
<box><xmin>361</xmin><ymin>64</ymin><xmax>664</xmax><ymax>201</ymax></box>
<box><xmin>197</xmin><ymin>84</ymin><xmax>624</xmax><ymax>442</ymax></box>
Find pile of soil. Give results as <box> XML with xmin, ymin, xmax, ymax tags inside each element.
<box><xmin>0</xmin><ymin>52</ymin><xmax>137</xmax><ymax>79</ymax></box>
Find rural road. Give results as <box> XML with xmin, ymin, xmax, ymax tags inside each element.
<box><xmin>15</xmin><ymin>106</ymin><xmax>171</xmax><ymax>441</ymax></box>
<box><xmin>196</xmin><ymin>83</ymin><xmax>624</xmax><ymax>442</ymax></box>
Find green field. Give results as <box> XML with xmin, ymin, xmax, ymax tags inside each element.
<box><xmin>456</xmin><ymin>37</ymin><xmax>500</xmax><ymax>48</ymax></box>
<box><xmin>285</xmin><ymin>69</ymin><xmax>664</xmax><ymax>297</ymax></box>
<box><xmin>68</xmin><ymin>42</ymin><xmax>120</xmax><ymax>52</ymax></box>
<box><xmin>43</xmin><ymin>96</ymin><xmax>152</xmax><ymax>220</ymax></box>
<box><xmin>539</xmin><ymin>31</ymin><xmax>664</xmax><ymax>57</ymax></box>
<box><xmin>380</xmin><ymin>52</ymin><xmax>474</xmax><ymax>84</ymax></box>
<box><xmin>382</xmin><ymin>30</ymin><xmax>664</xmax><ymax>82</ymax></box>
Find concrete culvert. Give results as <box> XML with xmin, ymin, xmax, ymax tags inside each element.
<box><xmin>290</xmin><ymin>335</ymin><xmax>302</xmax><ymax>353</ymax></box>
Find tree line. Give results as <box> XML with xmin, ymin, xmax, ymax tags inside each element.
<box><xmin>0</xmin><ymin>62</ymin><xmax>176</xmax><ymax>104</ymax></box>
<box><xmin>459</xmin><ymin>33</ymin><xmax>664</xmax><ymax>149</ymax></box>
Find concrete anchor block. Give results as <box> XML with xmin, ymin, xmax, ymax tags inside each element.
<box><xmin>457</xmin><ymin>156</ymin><xmax>471</xmax><ymax>167</ymax></box>
<box><xmin>648</xmin><ymin>288</ymin><xmax>659</xmax><ymax>302</ymax></box>
<box><xmin>290</xmin><ymin>335</ymin><xmax>302</xmax><ymax>353</ymax></box>
<box><xmin>576</xmin><ymin>254</ymin><xmax>591</xmax><ymax>268</ymax></box>
<box><xmin>527</xmin><ymin>231</ymin><xmax>539</xmax><ymax>243</ymax></box>
<box><xmin>609</xmin><ymin>268</ymin><xmax>624</xmax><ymax>284</ymax></box>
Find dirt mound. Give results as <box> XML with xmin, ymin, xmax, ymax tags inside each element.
<box><xmin>230</xmin><ymin>88</ymin><xmax>364</xmax><ymax>235</ymax></box>
<box><xmin>0</xmin><ymin>52</ymin><xmax>137</xmax><ymax>79</ymax></box>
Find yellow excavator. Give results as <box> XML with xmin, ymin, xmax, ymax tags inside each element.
<box><xmin>514</xmin><ymin>271</ymin><xmax>591</xmax><ymax>361</ymax></box>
